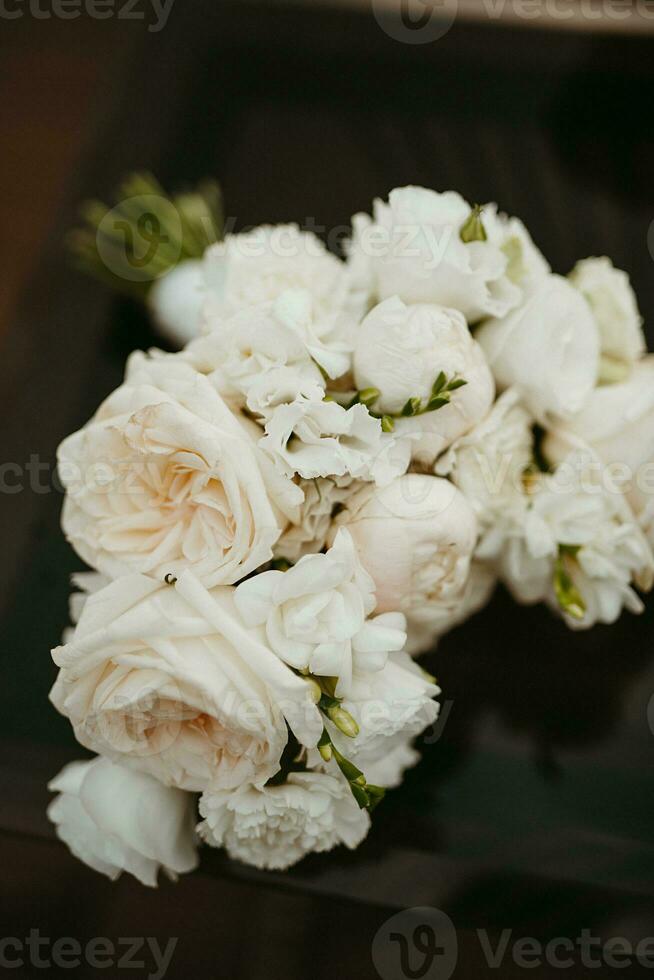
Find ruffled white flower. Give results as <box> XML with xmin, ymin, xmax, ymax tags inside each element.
<box><xmin>476</xmin><ymin>274</ymin><xmax>599</xmax><ymax>423</ymax></box>
<box><xmin>569</xmin><ymin>256</ymin><xmax>645</xmax><ymax>367</ymax></box>
<box><xmin>147</xmin><ymin>258</ymin><xmax>206</xmax><ymax>348</ymax></box>
<box><xmin>483</xmin><ymin>205</ymin><xmax>550</xmax><ymax>290</ymax></box>
<box><xmin>189</xmin><ymin>289</ymin><xmax>351</xmax><ymax>417</ymax></box>
<box><xmin>404</xmin><ymin>561</ymin><xmax>497</xmax><ymax>655</ymax></box>
<box><xmin>351</xmin><ymin>734</ymin><xmax>421</xmax><ymax>790</ymax></box>
<box><xmin>50</xmin><ymin>571</ymin><xmax>322</xmax><ymax>792</ymax></box>
<box><xmin>350</xmin><ymin>186</ymin><xmax>521</xmax><ymax>323</ymax></box>
<box><xmin>436</xmin><ymin>389</ymin><xmax>534</xmax><ymax>553</ymax></box>
<box><xmin>543</xmin><ymin>357</ymin><xmax>654</xmax><ymax>544</ymax></box>
<box><xmin>58</xmin><ymin>352</ymin><xmax>299</xmax><ymax>588</ymax></box>
<box><xmin>234</xmin><ymin>528</ymin><xmax>406</xmax><ymax>695</ymax></box>
<box><xmin>47</xmin><ymin>757</ymin><xmax>198</xmax><ymax>886</ymax></box>
<box><xmin>275</xmin><ymin>476</ymin><xmax>360</xmax><ymax>562</ymax></box>
<box><xmin>259</xmin><ymin>395</ymin><xmax>410</xmax><ymax>486</ymax></box>
<box><xmin>497</xmin><ymin>449</ymin><xmax>654</xmax><ymax>627</ymax></box>
<box><xmin>332</xmin><ymin>475</ymin><xmax>477</xmax><ymax>624</ymax></box>
<box><xmin>198</xmin><ymin>770</ymin><xmax>369</xmax><ymax>870</ymax></box>
<box><xmin>352</xmin><ymin>297</ymin><xmax>495</xmax><ymax>465</ymax></box>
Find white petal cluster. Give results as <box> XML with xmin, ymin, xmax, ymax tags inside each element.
<box><xmin>50</xmin><ymin>183</ymin><xmax>654</xmax><ymax>880</ymax></box>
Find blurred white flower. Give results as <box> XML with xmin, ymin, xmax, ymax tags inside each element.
<box><xmin>198</xmin><ymin>770</ymin><xmax>369</xmax><ymax>870</ymax></box>
<box><xmin>483</xmin><ymin>205</ymin><xmax>550</xmax><ymax>290</ymax></box>
<box><xmin>476</xmin><ymin>274</ymin><xmax>599</xmax><ymax>423</ymax></box>
<box><xmin>48</xmin><ymin>757</ymin><xmax>198</xmax><ymax>886</ymax></box>
<box><xmin>147</xmin><ymin>259</ymin><xmax>206</xmax><ymax>348</ymax></box>
<box><xmin>350</xmin><ymin>186</ymin><xmax>521</xmax><ymax>322</ymax></box>
<box><xmin>234</xmin><ymin>528</ymin><xmax>406</xmax><ymax>695</ymax></box>
<box><xmin>569</xmin><ymin>256</ymin><xmax>645</xmax><ymax>366</ymax></box>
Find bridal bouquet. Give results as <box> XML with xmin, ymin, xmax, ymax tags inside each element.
<box><xmin>48</xmin><ymin>180</ymin><xmax>653</xmax><ymax>884</ymax></box>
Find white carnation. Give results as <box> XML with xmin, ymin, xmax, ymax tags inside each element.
<box><xmin>275</xmin><ymin>476</ymin><xmax>360</xmax><ymax>562</ymax></box>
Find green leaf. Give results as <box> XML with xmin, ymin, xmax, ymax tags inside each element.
<box><xmin>446</xmin><ymin>378</ymin><xmax>468</xmax><ymax>392</ymax></box>
<box><xmin>357</xmin><ymin>387</ymin><xmax>381</xmax><ymax>409</ymax></box>
<box><xmin>401</xmin><ymin>396</ymin><xmax>422</xmax><ymax>417</ymax></box>
<box><xmin>381</xmin><ymin>415</ymin><xmax>395</xmax><ymax>433</ymax></box>
<box><xmin>426</xmin><ymin>396</ymin><xmax>450</xmax><ymax>413</ymax></box>
<box><xmin>460</xmin><ymin>204</ymin><xmax>487</xmax><ymax>243</ymax></box>
<box><xmin>431</xmin><ymin>371</ymin><xmax>447</xmax><ymax>396</ymax></box>
<box><xmin>553</xmin><ymin>555</ymin><xmax>586</xmax><ymax>621</ymax></box>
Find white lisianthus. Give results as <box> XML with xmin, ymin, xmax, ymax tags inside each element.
<box><xmin>203</xmin><ymin>224</ymin><xmax>366</xmax><ymax>324</ymax></box>
<box><xmin>50</xmin><ymin>571</ymin><xmax>322</xmax><ymax>791</ymax></box>
<box><xmin>234</xmin><ymin>528</ymin><xmax>406</xmax><ymax>695</ymax></box>
<box><xmin>350</xmin><ymin>186</ymin><xmax>521</xmax><ymax>322</ymax></box>
<box><xmin>497</xmin><ymin>449</ymin><xmax>654</xmax><ymax>627</ymax></box>
<box><xmin>47</xmin><ymin>757</ymin><xmax>198</xmax><ymax>886</ymax></box>
<box><xmin>352</xmin><ymin>297</ymin><xmax>495</xmax><ymax>465</ymax></box>
<box><xmin>191</xmin><ymin>289</ymin><xmax>350</xmax><ymax>417</ymax></box>
<box><xmin>333</xmin><ymin>474</ymin><xmax>477</xmax><ymax>618</ymax></box>
<box><xmin>58</xmin><ymin>352</ymin><xmax>300</xmax><ymax>587</ymax></box>
<box><xmin>198</xmin><ymin>771</ymin><xmax>370</xmax><ymax>871</ymax></box>
<box><xmin>543</xmin><ymin>357</ymin><xmax>654</xmax><ymax>543</ymax></box>
<box><xmin>275</xmin><ymin>476</ymin><xmax>360</xmax><ymax>562</ymax></box>
<box><xmin>404</xmin><ymin>561</ymin><xmax>497</xmax><ymax>656</ymax></box>
<box><xmin>569</xmin><ymin>257</ymin><xmax>645</xmax><ymax>367</ymax></box>
<box><xmin>259</xmin><ymin>395</ymin><xmax>410</xmax><ymax>486</ymax></box>
<box><xmin>483</xmin><ymin>205</ymin><xmax>550</xmax><ymax>290</ymax></box>
<box><xmin>147</xmin><ymin>259</ymin><xmax>206</xmax><ymax>348</ymax></box>
<box><xmin>476</xmin><ymin>274</ymin><xmax>599</xmax><ymax>423</ymax></box>
<box><xmin>436</xmin><ymin>388</ymin><xmax>534</xmax><ymax>550</ymax></box>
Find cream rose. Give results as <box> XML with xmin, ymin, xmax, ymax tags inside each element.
<box><xmin>476</xmin><ymin>274</ymin><xmax>599</xmax><ymax>423</ymax></box>
<box><xmin>352</xmin><ymin>296</ymin><xmax>495</xmax><ymax>464</ymax></box>
<box><xmin>198</xmin><ymin>770</ymin><xmax>369</xmax><ymax>870</ymax></box>
<box><xmin>50</xmin><ymin>571</ymin><xmax>323</xmax><ymax>792</ymax></box>
<box><xmin>404</xmin><ymin>561</ymin><xmax>497</xmax><ymax>655</ymax></box>
<box><xmin>350</xmin><ymin>186</ymin><xmax>521</xmax><ymax>322</ymax></box>
<box><xmin>569</xmin><ymin>256</ymin><xmax>645</xmax><ymax>367</ymax></box>
<box><xmin>234</xmin><ymin>528</ymin><xmax>407</xmax><ymax>696</ymax></box>
<box><xmin>47</xmin><ymin>757</ymin><xmax>198</xmax><ymax>886</ymax></box>
<box><xmin>333</xmin><ymin>474</ymin><xmax>477</xmax><ymax>617</ymax></box>
<box><xmin>58</xmin><ymin>352</ymin><xmax>299</xmax><ymax>587</ymax></box>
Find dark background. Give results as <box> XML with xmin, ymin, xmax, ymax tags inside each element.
<box><xmin>1</xmin><ymin>2</ymin><xmax>654</xmax><ymax>977</ymax></box>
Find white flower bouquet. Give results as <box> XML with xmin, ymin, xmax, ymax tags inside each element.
<box><xmin>49</xmin><ymin>180</ymin><xmax>653</xmax><ymax>882</ymax></box>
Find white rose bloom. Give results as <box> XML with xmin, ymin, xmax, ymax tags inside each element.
<box><xmin>351</xmin><ymin>186</ymin><xmax>521</xmax><ymax>323</ymax></box>
<box><xmin>198</xmin><ymin>771</ymin><xmax>369</xmax><ymax>871</ymax></box>
<box><xmin>404</xmin><ymin>561</ymin><xmax>497</xmax><ymax>656</ymax></box>
<box><xmin>569</xmin><ymin>257</ymin><xmax>645</xmax><ymax>366</ymax></box>
<box><xmin>48</xmin><ymin>757</ymin><xmax>198</xmax><ymax>886</ymax></box>
<box><xmin>353</xmin><ymin>297</ymin><xmax>495</xmax><ymax>465</ymax></box>
<box><xmin>50</xmin><ymin>571</ymin><xmax>323</xmax><ymax>792</ymax></box>
<box><xmin>436</xmin><ymin>389</ymin><xmax>534</xmax><ymax>551</ymax></box>
<box><xmin>476</xmin><ymin>274</ymin><xmax>599</xmax><ymax>423</ymax></box>
<box><xmin>147</xmin><ymin>259</ymin><xmax>206</xmax><ymax>348</ymax></box>
<box><xmin>275</xmin><ymin>476</ymin><xmax>360</xmax><ymax>562</ymax></box>
<box><xmin>259</xmin><ymin>395</ymin><xmax>410</xmax><ymax>486</ymax></box>
<box><xmin>333</xmin><ymin>474</ymin><xmax>477</xmax><ymax>618</ymax></box>
<box><xmin>498</xmin><ymin>449</ymin><xmax>654</xmax><ymax>627</ymax></box>
<box><xmin>543</xmin><ymin>358</ymin><xmax>654</xmax><ymax>542</ymax></box>
<box><xmin>58</xmin><ymin>352</ymin><xmax>298</xmax><ymax>587</ymax></box>
<box><xmin>203</xmin><ymin>224</ymin><xmax>366</xmax><ymax>325</ymax></box>
<box><xmin>483</xmin><ymin>205</ymin><xmax>550</xmax><ymax>290</ymax></box>
<box><xmin>234</xmin><ymin>528</ymin><xmax>406</xmax><ymax>696</ymax></box>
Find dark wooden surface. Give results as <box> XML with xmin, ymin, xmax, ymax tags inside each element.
<box><xmin>1</xmin><ymin>4</ymin><xmax>654</xmax><ymax>977</ymax></box>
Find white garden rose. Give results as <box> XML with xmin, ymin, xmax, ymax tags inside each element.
<box><xmin>543</xmin><ymin>358</ymin><xmax>654</xmax><ymax>543</ymax></box>
<box><xmin>353</xmin><ymin>298</ymin><xmax>495</xmax><ymax>466</ymax></box>
<box><xmin>259</xmin><ymin>395</ymin><xmax>410</xmax><ymax>486</ymax></box>
<box><xmin>333</xmin><ymin>474</ymin><xmax>477</xmax><ymax>618</ymax></box>
<box><xmin>497</xmin><ymin>449</ymin><xmax>654</xmax><ymax>627</ymax></box>
<box><xmin>234</xmin><ymin>528</ymin><xmax>406</xmax><ymax>696</ymax></box>
<box><xmin>569</xmin><ymin>257</ymin><xmax>645</xmax><ymax>367</ymax></box>
<box><xmin>47</xmin><ymin>757</ymin><xmax>198</xmax><ymax>886</ymax></box>
<box><xmin>58</xmin><ymin>352</ymin><xmax>299</xmax><ymax>587</ymax></box>
<box><xmin>50</xmin><ymin>572</ymin><xmax>323</xmax><ymax>792</ymax></box>
<box><xmin>476</xmin><ymin>274</ymin><xmax>599</xmax><ymax>423</ymax></box>
<box><xmin>483</xmin><ymin>205</ymin><xmax>550</xmax><ymax>290</ymax></box>
<box><xmin>198</xmin><ymin>771</ymin><xmax>369</xmax><ymax>871</ymax></box>
<box><xmin>404</xmin><ymin>561</ymin><xmax>497</xmax><ymax>656</ymax></box>
<box><xmin>275</xmin><ymin>476</ymin><xmax>360</xmax><ymax>562</ymax></box>
<box><xmin>147</xmin><ymin>258</ymin><xmax>206</xmax><ymax>348</ymax></box>
<box><xmin>350</xmin><ymin>186</ymin><xmax>521</xmax><ymax>323</ymax></box>
<box><xmin>436</xmin><ymin>388</ymin><xmax>534</xmax><ymax>552</ymax></box>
